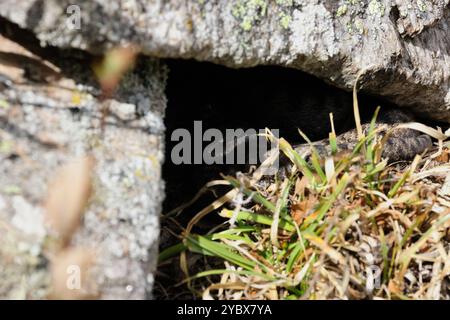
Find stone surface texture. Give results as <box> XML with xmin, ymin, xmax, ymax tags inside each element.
<box><xmin>0</xmin><ymin>0</ymin><xmax>449</xmax><ymax>120</ymax></box>
<box><xmin>0</xmin><ymin>32</ymin><xmax>166</xmax><ymax>299</ymax></box>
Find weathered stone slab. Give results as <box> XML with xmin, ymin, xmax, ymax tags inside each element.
<box><xmin>0</xmin><ymin>0</ymin><xmax>449</xmax><ymax>121</ymax></box>
<box><xmin>0</xmin><ymin>33</ymin><xmax>167</xmax><ymax>299</ymax></box>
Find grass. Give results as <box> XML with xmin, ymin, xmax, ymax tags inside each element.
<box><xmin>157</xmin><ymin>87</ymin><xmax>450</xmax><ymax>300</ymax></box>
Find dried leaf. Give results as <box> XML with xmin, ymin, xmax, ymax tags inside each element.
<box><xmin>45</xmin><ymin>156</ymin><xmax>94</xmax><ymax>246</ymax></box>
<box><xmin>290</xmin><ymin>195</ymin><xmax>316</xmax><ymax>225</ymax></box>
<box><xmin>93</xmin><ymin>45</ymin><xmax>140</xmax><ymax>97</ymax></box>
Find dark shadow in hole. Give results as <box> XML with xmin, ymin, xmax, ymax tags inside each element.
<box><xmin>0</xmin><ymin>16</ymin><xmax>98</xmax><ymax>88</ymax></box>
<box><xmin>161</xmin><ymin>59</ymin><xmax>387</xmax><ymax>220</ymax></box>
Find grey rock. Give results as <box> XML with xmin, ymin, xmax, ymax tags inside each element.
<box><xmin>0</xmin><ymin>33</ymin><xmax>167</xmax><ymax>299</ymax></box>
<box><xmin>0</xmin><ymin>0</ymin><xmax>449</xmax><ymax>121</ymax></box>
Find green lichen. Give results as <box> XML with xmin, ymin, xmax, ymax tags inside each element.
<box><xmin>354</xmin><ymin>18</ymin><xmax>364</xmax><ymax>34</ymax></box>
<box><xmin>232</xmin><ymin>0</ymin><xmax>268</xmax><ymax>31</ymax></box>
<box><xmin>417</xmin><ymin>0</ymin><xmax>427</xmax><ymax>12</ymax></box>
<box><xmin>232</xmin><ymin>0</ymin><xmax>294</xmax><ymax>31</ymax></box>
<box><xmin>275</xmin><ymin>0</ymin><xmax>293</xmax><ymax>6</ymax></box>
<box><xmin>346</xmin><ymin>21</ymin><xmax>353</xmax><ymax>33</ymax></box>
<box><xmin>336</xmin><ymin>5</ymin><xmax>348</xmax><ymax>17</ymax></box>
<box><xmin>278</xmin><ymin>12</ymin><xmax>291</xmax><ymax>29</ymax></box>
<box><xmin>0</xmin><ymin>140</ymin><xmax>13</xmax><ymax>154</ymax></box>
<box><xmin>0</xmin><ymin>99</ymin><xmax>9</xmax><ymax>109</ymax></box>
<box><xmin>241</xmin><ymin>17</ymin><xmax>253</xmax><ymax>31</ymax></box>
<box><xmin>231</xmin><ymin>2</ymin><xmax>246</xmax><ymax>19</ymax></box>
<box><xmin>368</xmin><ymin>0</ymin><xmax>385</xmax><ymax>17</ymax></box>
<box><xmin>3</xmin><ymin>185</ymin><xmax>22</xmax><ymax>195</ymax></box>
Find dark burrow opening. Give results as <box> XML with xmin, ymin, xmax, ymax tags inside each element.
<box><xmin>155</xmin><ymin>59</ymin><xmax>412</xmax><ymax>299</ymax></box>
<box><xmin>161</xmin><ymin>60</ymin><xmax>387</xmax><ymax>213</ymax></box>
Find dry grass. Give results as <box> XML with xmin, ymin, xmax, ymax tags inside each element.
<box><xmin>159</xmin><ymin>92</ymin><xmax>450</xmax><ymax>300</ymax></box>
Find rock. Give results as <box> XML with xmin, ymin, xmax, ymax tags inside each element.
<box><xmin>0</xmin><ymin>30</ymin><xmax>166</xmax><ymax>299</ymax></box>
<box><xmin>0</xmin><ymin>0</ymin><xmax>449</xmax><ymax>121</ymax></box>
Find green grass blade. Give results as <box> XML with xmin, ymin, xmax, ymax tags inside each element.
<box><xmin>219</xmin><ymin>209</ymin><xmax>296</xmax><ymax>232</ymax></box>
<box><xmin>187</xmin><ymin>234</ymin><xmax>256</xmax><ymax>270</ymax></box>
<box><xmin>297</xmin><ymin>129</ymin><xmax>327</xmax><ymax>183</ymax></box>
<box><xmin>158</xmin><ymin>242</ymin><xmax>187</xmax><ymax>263</ymax></box>
<box><xmin>279</xmin><ymin>138</ymin><xmax>315</xmax><ymax>183</ymax></box>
